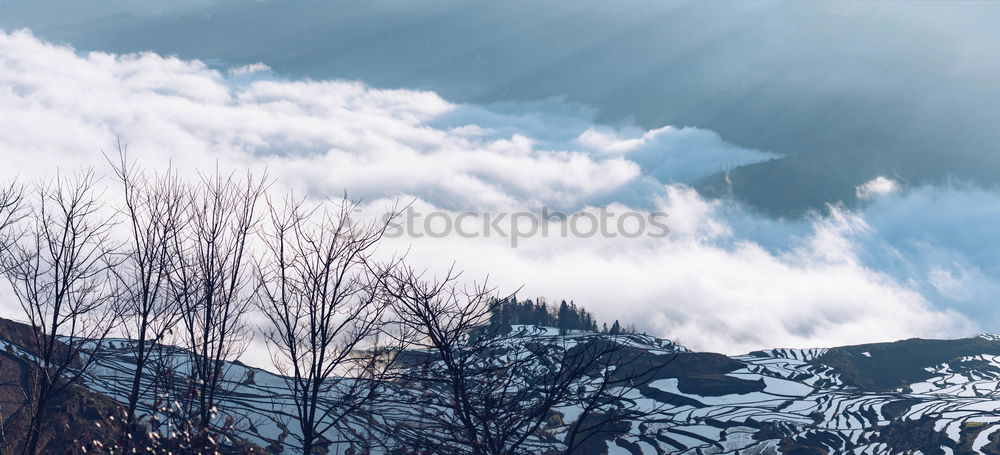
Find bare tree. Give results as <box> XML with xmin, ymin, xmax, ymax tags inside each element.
<box><xmin>106</xmin><ymin>151</ymin><xmax>190</xmax><ymax>440</ymax></box>
<box><xmin>0</xmin><ymin>171</ymin><xmax>119</xmax><ymax>455</ymax></box>
<box><xmin>254</xmin><ymin>195</ymin><xmax>403</xmax><ymax>454</ymax></box>
<box><xmin>0</xmin><ymin>181</ymin><xmax>23</xmax><ymax>451</ymax></box>
<box><xmin>380</xmin><ymin>266</ymin><xmax>671</xmax><ymax>455</ymax></box>
<box><xmin>170</xmin><ymin>171</ymin><xmax>266</xmax><ymax>442</ymax></box>
<box><xmin>0</xmin><ymin>181</ymin><xmax>23</xmax><ymax>256</ymax></box>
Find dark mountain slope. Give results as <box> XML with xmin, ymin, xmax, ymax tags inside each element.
<box><xmin>3</xmin><ymin>318</ymin><xmax>1000</xmax><ymax>453</ymax></box>
<box><xmin>0</xmin><ymin>319</ymin><xmax>122</xmax><ymax>454</ymax></box>
<box><xmin>815</xmin><ymin>336</ymin><xmax>1000</xmax><ymax>392</ymax></box>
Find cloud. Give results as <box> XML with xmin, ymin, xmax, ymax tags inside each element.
<box><xmin>851</xmin><ymin>184</ymin><xmax>1000</xmax><ymax>321</ymax></box>
<box><xmin>370</xmin><ymin>187</ymin><xmax>974</xmax><ymax>354</ymax></box>
<box><xmin>578</xmin><ymin>126</ymin><xmax>777</xmax><ymax>183</ymax></box>
<box><xmin>228</xmin><ymin>62</ymin><xmax>271</xmax><ymax>76</ymax></box>
<box><xmin>0</xmin><ymin>29</ymin><xmax>767</xmax><ymax>213</ymax></box>
<box><xmin>0</xmin><ymin>30</ymin><xmax>995</xmax><ymax>358</ymax></box>
<box><xmin>856</xmin><ymin>176</ymin><xmax>900</xmax><ymax>200</ymax></box>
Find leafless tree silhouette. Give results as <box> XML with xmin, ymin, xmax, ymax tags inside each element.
<box><xmin>254</xmin><ymin>195</ymin><xmax>404</xmax><ymax>454</ymax></box>
<box><xmin>380</xmin><ymin>266</ymin><xmax>672</xmax><ymax>455</ymax></box>
<box><xmin>0</xmin><ymin>171</ymin><xmax>119</xmax><ymax>455</ymax></box>
<box><xmin>169</xmin><ymin>170</ymin><xmax>266</xmax><ymax>443</ymax></box>
<box><xmin>106</xmin><ymin>149</ymin><xmax>190</xmax><ymax>441</ymax></box>
<box><xmin>0</xmin><ymin>181</ymin><xmax>22</xmax><ymax>257</ymax></box>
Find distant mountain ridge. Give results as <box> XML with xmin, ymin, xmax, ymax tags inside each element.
<box><xmin>3</xmin><ymin>318</ymin><xmax>1000</xmax><ymax>454</ymax></box>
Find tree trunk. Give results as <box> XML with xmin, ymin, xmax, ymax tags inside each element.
<box><xmin>21</xmin><ymin>378</ymin><xmax>49</xmax><ymax>455</ymax></box>
<box><xmin>124</xmin><ymin>338</ymin><xmax>147</xmax><ymax>440</ymax></box>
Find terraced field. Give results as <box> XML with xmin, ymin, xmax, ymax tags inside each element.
<box><xmin>17</xmin><ymin>327</ymin><xmax>1000</xmax><ymax>454</ymax></box>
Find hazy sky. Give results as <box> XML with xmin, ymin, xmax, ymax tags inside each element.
<box><xmin>1</xmin><ymin>1</ymin><xmax>998</xmax><ymax>356</ymax></box>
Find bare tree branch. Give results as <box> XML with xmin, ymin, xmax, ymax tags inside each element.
<box><xmin>0</xmin><ymin>170</ymin><xmax>120</xmax><ymax>455</ymax></box>
<box><xmin>0</xmin><ymin>180</ymin><xmax>23</xmax><ymax>258</ymax></box>
<box><xmin>169</xmin><ymin>169</ymin><xmax>267</xmax><ymax>446</ymax></box>
<box><xmin>253</xmin><ymin>194</ymin><xmax>406</xmax><ymax>453</ymax></box>
<box><xmin>377</xmin><ymin>266</ymin><xmax>671</xmax><ymax>455</ymax></box>
<box><xmin>105</xmin><ymin>145</ymin><xmax>190</xmax><ymax>442</ymax></box>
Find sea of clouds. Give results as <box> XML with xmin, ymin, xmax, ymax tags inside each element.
<box><xmin>1</xmin><ymin>30</ymin><xmax>997</xmax><ymax>361</ymax></box>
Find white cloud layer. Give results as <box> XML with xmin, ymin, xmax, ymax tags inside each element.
<box><xmin>0</xmin><ymin>30</ymin><xmax>996</xmax><ymax>358</ymax></box>
<box><xmin>371</xmin><ymin>189</ymin><xmax>975</xmax><ymax>354</ymax></box>
<box><xmin>856</xmin><ymin>176</ymin><xmax>900</xmax><ymax>200</ymax></box>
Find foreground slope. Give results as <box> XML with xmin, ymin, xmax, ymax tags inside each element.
<box><xmin>4</xmin><ymin>319</ymin><xmax>1000</xmax><ymax>454</ymax></box>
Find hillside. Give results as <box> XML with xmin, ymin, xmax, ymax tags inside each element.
<box><xmin>2</xmin><ymin>318</ymin><xmax>1000</xmax><ymax>453</ymax></box>
<box><xmin>0</xmin><ymin>318</ymin><xmax>132</xmax><ymax>453</ymax></box>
